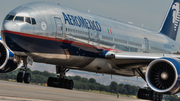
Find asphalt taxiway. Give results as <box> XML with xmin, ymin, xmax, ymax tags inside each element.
<box><xmin>0</xmin><ymin>80</ymin><xmax>148</xmax><ymax>101</ymax></box>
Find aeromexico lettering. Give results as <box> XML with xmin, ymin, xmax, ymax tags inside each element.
<box><xmin>62</xmin><ymin>12</ymin><xmax>101</xmax><ymax>32</ymax></box>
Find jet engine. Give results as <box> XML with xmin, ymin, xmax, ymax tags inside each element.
<box><xmin>146</xmin><ymin>57</ymin><xmax>180</xmax><ymax>94</ymax></box>
<box><xmin>0</xmin><ymin>39</ymin><xmax>21</xmax><ymax>73</ymax></box>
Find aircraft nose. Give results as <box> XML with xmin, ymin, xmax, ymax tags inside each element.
<box><xmin>1</xmin><ymin>21</ymin><xmax>20</xmax><ymax>44</ymax></box>
<box><xmin>2</xmin><ymin>21</ymin><xmax>20</xmax><ymax>32</ymax></box>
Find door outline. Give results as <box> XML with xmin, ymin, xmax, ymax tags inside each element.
<box><xmin>54</xmin><ymin>17</ymin><xmax>63</xmax><ymax>39</ymax></box>
<box><xmin>94</xmin><ymin>30</ymin><xmax>100</xmax><ymax>46</ymax></box>
<box><xmin>144</xmin><ymin>38</ymin><xmax>149</xmax><ymax>53</ymax></box>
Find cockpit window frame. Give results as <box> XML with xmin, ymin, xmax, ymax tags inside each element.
<box><xmin>5</xmin><ymin>14</ymin><xmax>37</xmax><ymax>25</ymax></box>
<box><xmin>31</xmin><ymin>18</ymin><xmax>36</xmax><ymax>25</ymax></box>
<box><xmin>25</xmin><ymin>17</ymin><xmax>32</xmax><ymax>24</ymax></box>
<box><xmin>14</xmin><ymin>16</ymin><xmax>25</xmax><ymax>22</ymax></box>
<box><xmin>4</xmin><ymin>15</ymin><xmax>10</xmax><ymax>20</ymax></box>
<box><xmin>6</xmin><ymin>15</ymin><xmax>15</xmax><ymax>21</ymax></box>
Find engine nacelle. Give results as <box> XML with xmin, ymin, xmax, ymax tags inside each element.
<box><xmin>146</xmin><ymin>57</ymin><xmax>180</xmax><ymax>94</ymax></box>
<box><xmin>0</xmin><ymin>39</ymin><xmax>21</xmax><ymax>73</ymax></box>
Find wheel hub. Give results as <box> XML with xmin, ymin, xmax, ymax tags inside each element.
<box><xmin>161</xmin><ymin>72</ymin><xmax>168</xmax><ymax>80</ymax></box>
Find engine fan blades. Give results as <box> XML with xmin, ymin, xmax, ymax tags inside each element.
<box><xmin>149</xmin><ymin>62</ymin><xmax>175</xmax><ymax>90</ymax></box>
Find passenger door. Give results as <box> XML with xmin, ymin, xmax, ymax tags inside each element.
<box><xmin>93</xmin><ymin>30</ymin><xmax>100</xmax><ymax>46</ymax></box>
<box><xmin>54</xmin><ymin>17</ymin><xmax>63</xmax><ymax>39</ymax></box>
<box><xmin>144</xmin><ymin>38</ymin><xmax>149</xmax><ymax>53</ymax></box>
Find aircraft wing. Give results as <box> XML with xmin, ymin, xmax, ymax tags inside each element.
<box><xmin>106</xmin><ymin>51</ymin><xmax>180</xmax><ymax>59</ymax></box>
<box><xmin>106</xmin><ymin>51</ymin><xmax>162</xmax><ymax>70</ymax></box>
<box><xmin>106</xmin><ymin>51</ymin><xmax>180</xmax><ymax>61</ymax></box>
<box><xmin>105</xmin><ymin>51</ymin><xmax>180</xmax><ymax>77</ymax></box>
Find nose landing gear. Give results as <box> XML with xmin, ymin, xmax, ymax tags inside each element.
<box><xmin>16</xmin><ymin>56</ymin><xmax>32</xmax><ymax>84</ymax></box>
<box><xmin>15</xmin><ymin>56</ymin><xmax>73</xmax><ymax>89</ymax></box>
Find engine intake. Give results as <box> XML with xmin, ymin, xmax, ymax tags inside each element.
<box><xmin>0</xmin><ymin>41</ymin><xmax>7</xmax><ymax>66</ymax></box>
<box><xmin>146</xmin><ymin>58</ymin><xmax>180</xmax><ymax>94</ymax></box>
<box><xmin>0</xmin><ymin>40</ymin><xmax>21</xmax><ymax>73</ymax></box>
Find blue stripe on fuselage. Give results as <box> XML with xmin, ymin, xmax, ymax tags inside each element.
<box><xmin>1</xmin><ymin>30</ymin><xmax>104</xmax><ymax>58</ymax></box>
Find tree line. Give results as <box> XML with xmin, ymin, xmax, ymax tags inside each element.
<box><xmin>70</xmin><ymin>75</ymin><xmax>140</xmax><ymax>95</ymax></box>
<box><xmin>0</xmin><ymin>68</ymin><xmax>180</xmax><ymax>100</ymax></box>
<box><xmin>0</xmin><ymin>68</ymin><xmax>139</xmax><ymax>95</ymax></box>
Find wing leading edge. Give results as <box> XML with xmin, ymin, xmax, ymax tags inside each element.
<box><xmin>105</xmin><ymin>51</ymin><xmax>180</xmax><ymax>75</ymax></box>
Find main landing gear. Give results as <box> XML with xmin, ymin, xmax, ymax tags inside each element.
<box><xmin>47</xmin><ymin>66</ymin><xmax>74</xmax><ymax>90</ymax></box>
<box><xmin>17</xmin><ymin>57</ymin><xmax>31</xmax><ymax>84</ymax></box>
<box><xmin>134</xmin><ymin>68</ymin><xmax>163</xmax><ymax>101</ymax></box>
<box><xmin>137</xmin><ymin>88</ymin><xmax>163</xmax><ymax>101</ymax></box>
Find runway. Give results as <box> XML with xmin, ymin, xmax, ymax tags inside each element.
<box><xmin>0</xmin><ymin>80</ymin><xmax>148</xmax><ymax>101</ymax></box>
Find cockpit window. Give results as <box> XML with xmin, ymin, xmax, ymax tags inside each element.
<box><xmin>6</xmin><ymin>15</ymin><xmax>15</xmax><ymax>20</ymax></box>
<box><xmin>5</xmin><ymin>15</ymin><xmax>36</xmax><ymax>25</ymax></box>
<box><xmin>25</xmin><ymin>17</ymin><xmax>31</xmax><ymax>24</ymax></box>
<box><xmin>4</xmin><ymin>15</ymin><xmax>10</xmax><ymax>20</ymax></box>
<box><xmin>31</xmin><ymin>18</ymin><xmax>36</xmax><ymax>25</ymax></box>
<box><xmin>14</xmin><ymin>16</ymin><xmax>24</xmax><ymax>22</ymax></box>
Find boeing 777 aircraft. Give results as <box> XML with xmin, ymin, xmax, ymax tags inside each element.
<box><xmin>1</xmin><ymin>0</ymin><xmax>180</xmax><ymax>100</ymax></box>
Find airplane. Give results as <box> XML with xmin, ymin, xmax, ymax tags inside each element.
<box><xmin>1</xmin><ymin>0</ymin><xmax>180</xmax><ymax>100</ymax></box>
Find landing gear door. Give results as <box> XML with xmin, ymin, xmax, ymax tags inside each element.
<box><xmin>54</xmin><ymin>17</ymin><xmax>63</xmax><ymax>39</ymax></box>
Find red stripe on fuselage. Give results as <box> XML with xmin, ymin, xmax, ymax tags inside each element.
<box><xmin>1</xmin><ymin>30</ymin><xmax>122</xmax><ymax>52</ymax></box>
<box><xmin>1</xmin><ymin>30</ymin><xmax>96</xmax><ymax>48</ymax></box>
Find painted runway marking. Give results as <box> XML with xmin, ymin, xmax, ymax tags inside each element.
<box><xmin>0</xmin><ymin>96</ymin><xmax>50</xmax><ymax>101</ymax></box>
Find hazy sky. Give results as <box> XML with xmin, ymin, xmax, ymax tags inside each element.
<box><xmin>0</xmin><ymin>0</ymin><xmax>171</xmax><ymax>29</ymax></box>
<box><xmin>0</xmin><ymin>0</ymin><xmax>174</xmax><ymax>35</ymax></box>
<box><xmin>1</xmin><ymin>0</ymin><xmax>178</xmax><ymax>43</ymax></box>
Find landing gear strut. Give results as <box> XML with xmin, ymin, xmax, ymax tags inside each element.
<box><xmin>17</xmin><ymin>57</ymin><xmax>31</xmax><ymax>84</ymax></box>
<box><xmin>47</xmin><ymin>66</ymin><xmax>74</xmax><ymax>90</ymax></box>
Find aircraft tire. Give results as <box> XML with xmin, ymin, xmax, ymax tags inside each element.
<box><xmin>138</xmin><ymin>89</ymin><xmax>150</xmax><ymax>99</ymax></box>
<box><xmin>17</xmin><ymin>72</ymin><xmax>23</xmax><ymax>83</ymax></box>
<box><xmin>137</xmin><ymin>89</ymin><xmax>143</xmax><ymax>99</ymax></box>
<box><xmin>149</xmin><ymin>90</ymin><xmax>155</xmax><ymax>100</ymax></box>
<box><xmin>59</xmin><ymin>78</ymin><xmax>65</xmax><ymax>88</ymax></box>
<box><xmin>156</xmin><ymin>93</ymin><xmax>162</xmax><ymax>101</ymax></box>
<box><xmin>24</xmin><ymin>73</ymin><xmax>31</xmax><ymax>84</ymax></box>
<box><xmin>138</xmin><ymin>89</ymin><xmax>162</xmax><ymax>101</ymax></box>
<box><xmin>68</xmin><ymin>80</ymin><xmax>74</xmax><ymax>90</ymax></box>
<box><xmin>64</xmin><ymin>79</ymin><xmax>69</xmax><ymax>88</ymax></box>
<box><xmin>47</xmin><ymin>77</ymin><xmax>54</xmax><ymax>87</ymax></box>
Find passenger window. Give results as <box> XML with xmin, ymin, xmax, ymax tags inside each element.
<box><xmin>25</xmin><ymin>17</ymin><xmax>31</xmax><ymax>24</ymax></box>
<box><xmin>31</xmin><ymin>18</ymin><xmax>36</xmax><ymax>25</ymax></box>
<box><xmin>15</xmin><ymin>16</ymin><xmax>24</xmax><ymax>22</ymax></box>
<box><xmin>6</xmin><ymin>15</ymin><xmax>15</xmax><ymax>20</ymax></box>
